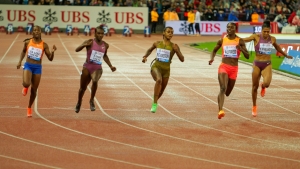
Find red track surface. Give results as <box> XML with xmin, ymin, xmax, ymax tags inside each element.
<box><xmin>0</xmin><ymin>32</ymin><xmax>299</xmax><ymax>169</ymax></box>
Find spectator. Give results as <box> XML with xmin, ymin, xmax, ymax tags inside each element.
<box><xmin>151</xmin><ymin>7</ymin><xmax>159</xmax><ymax>33</ymax></box>
<box><xmin>194</xmin><ymin>9</ymin><xmax>201</xmax><ymax>36</ymax></box>
<box><xmin>163</xmin><ymin>8</ymin><xmax>171</xmax><ymax>23</ymax></box>
<box><xmin>274</xmin><ymin>13</ymin><xmax>288</xmax><ymax>31</ymax></box>
<box><xmin>170</xmin><ymin>8</ymin><xmax>179</xmax><ymax>20</ymax></box>
<box><xmin>251</xmin><ymin>11</ymin><xmax>260</xmax><ymax>22</ymax></box>
<box><xmin>187</xmin><ymin>9</ymin><xmax>195</xmax><ymax>35</ymax></box>
<box><xmin>204</xmin><ymin>8</ymin><xmax>214</xmax><ymax>21</ymax></box>
<box><xmin>228</xmin><ymin>10</ymin><xmax>239</xmax><ymax>21</ymax></box>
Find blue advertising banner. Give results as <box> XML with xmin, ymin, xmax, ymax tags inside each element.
<box><xmin>279</xmin><ymin>50</ymin><xmax>300</xmax><ymax>76</ymax></box>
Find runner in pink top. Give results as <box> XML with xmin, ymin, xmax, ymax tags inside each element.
<box><xmin>242</xmin><ymin>20</ymin><xmax>293</xmax><ymax>117</ymax></box>
<box><xmin>75</xmin><ymin>25</ymin><xmax>116</xmax><ymax>113</ymax></box>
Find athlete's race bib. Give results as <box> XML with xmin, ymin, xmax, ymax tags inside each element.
<box><xmin>90</xmin><ymin>50</ymin><xmax>104</xmax><ymax>64</ymax></box>
<box><xmin>27</xmin><ymin>46</ymin><xmax>43</xmax><ymax>61</ymax></box>
<box><xmin>156</xmin><ymin>48</ymin><xmax>171</xmax><ymax>62</ymax></box>
<box><xmin>259</xmin><ymin>43</ymin><xmax>273</xmax><ymax>55</ymax></box>
<box><xmin>223</xmin><ymin>45</ymin><xmax>237</xmax><ymax>58</ymax></box>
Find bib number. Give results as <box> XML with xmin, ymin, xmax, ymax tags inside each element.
<box><xmin>28</xmin><ymin>46</ymin><xmax>43</xmax><ymax>61</ymax></box>
<box><xmin>90</xmin><ymin>50</ymin><xmax>104</xmax><ymax>64</ymax></box>
<box><xmin>259</xmin><ymin>43</ymin><xmax>272</xmax><ymax>55</ymax></box>
<box><xmin>223</xmin><ymin>45</ymin><xmax>237</xmax><ymax>58</ymax></box>
<box><xmin>156</xmin><ymin>48</ymin><xmax>171</xmax><ymax>62</ymax></box>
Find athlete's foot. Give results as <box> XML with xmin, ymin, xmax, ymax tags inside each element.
<box><xmin>150</xmin><ymin>103</ymin><xmax>158</xmax><ymax>113</ymax></box>
<box><xmin>218</xmin><ymin>110</ymin><xmax>225</xmax><ymax>119</ymax></box>
<box><xmin>22</xmin><ymin>87</ymin><xmax>28</xmax><ymax>96</ymax></box>
<box><xmin>75</xmin><ymin>102</ymin><xmax>81</xmax><ymax>113</ymax></box>
<box><xmin>27</xmin><ymin>108</ymin><xmax>32</xmax><ymax>117</ymax></box>
<box><xmin>90</xmin><ymin>100</ymin><xmax>95</xmax><ymax>111</ymax></box>
<box><xmin>261</xmin><ymin>83</ymin><xmax>266</xmax><ymax>97</ymax></box>
<box><xmin>252</xmin><ymin>106</ymin><xmax>257</xmax><ymax>117</ymax></box>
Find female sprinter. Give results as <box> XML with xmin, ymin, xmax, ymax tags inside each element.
<box><xmin>75</xmin><ymin>25</ymin><xmax>116</xmax><ymax>113</ymax></box>
<box><xmin>242</xmin><ymin>20</ymin><xmax>293</xmax><ymax>117</ymax></box>
<box><xmin>209</xmin><ymin>22</ymin><xmax>249</xmax><ymax>119</ymax></box>
<box><xmin>142</xmin><ymin>26</ymin><xmax>185</xmax><ymax>113</ymax></box>
<box><xmin>17</xmin><ymin>25</ymin><xmax>57</xmax><ymax>117</ymax></box>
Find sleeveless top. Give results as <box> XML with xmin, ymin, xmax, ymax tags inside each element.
<box><xmin>156</xmin><ymin>41</ymin><xmax>173</xmax><ymax>63</ymax></box>
<box><xmin>255</xmin><ymin>34</ymin><xmax>273</xmax><ymax>55</ymax></box>
<box><xmin>222</xmin><ymin>35</ymin><xmax>241</xmax><ymax>59</ymax></box>
<box><xmin>27</xmin><ymin>39</ymin><xmax>44</xmax><ymax>61</ymax></box>
<box><xmin>86</xmin><ymin>39</ymin><xmax>106</xmax><ymax>65</ymax></box>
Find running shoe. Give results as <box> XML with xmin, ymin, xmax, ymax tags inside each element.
<box><xmin>22</xmin><ymin>87</ymin><xmax>28</xmax><ymax>96</ymax></box>
<box><xmin>27</xmin><ymin>108</ymin><xmax>32</xmax><ymax>117</ymax></box>
<box><xmin>75</xmin><ymin>103</ymin><xmax>81</xmax><ymax>113</ymax></box>
<box><xmin>261</xmin><ymin>83</ymin><xmax>266</xmax><ymax>97</ymax></box>
<box><xmin>150</xmin><ymin>103</ymin><xmax>158</xmax><ymax>113</ymax></box>
<box><xmin>252</xmin><ymin>106</ymin><xmax>257</xmax><ymax>117</ymax></box>
<box><xmin>90</xmin><ymin>100</ymin><xmax>96</xmax><ymax>111</ymax></box>
<box><xmin>218</xmin><ymin>110</ymin><xmax>225</xmax><ymax>119</ymax></box>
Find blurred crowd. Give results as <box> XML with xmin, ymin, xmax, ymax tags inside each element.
<box><xmin>9</xmin><ymin>0</ymin><xmax>300</xmax><ymax>32</ymax></box>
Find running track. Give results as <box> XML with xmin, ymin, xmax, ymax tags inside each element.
<box><xmin>0</xmin><ymin>33</ymin><xmax>299</xmax><ymax>169</ymax></box>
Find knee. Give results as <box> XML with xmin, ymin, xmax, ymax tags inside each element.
<box><xmin>155</xmin><ymin>78</ymin><xmax>162</xmax><ymax>85</ymax></box>
<box><xmin>220</xmin><ymin>86</ymin><xmax>226</xmax><ymax>93</ymax></box>
<box><xmin>252</xmin><ymin>85</ymin><xmax>259</xmax><ymax>91</ymax></box>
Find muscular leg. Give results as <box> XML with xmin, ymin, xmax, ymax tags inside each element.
<box><xmin>28</xmin><ymin>74</ymin><xmax>41</xmax><ymax>108</ymax></box>
<box><xmin>89</xmin><ymin>69</ymin><xmax>103</xmax><ymax>111</ymax></box>
<box><xmin>252</xmin><ymin>66</ymin><xmax>261</xmax><ymax>106</ymax></box>
<box><xmin>261</xmin><ymin>65</ymin><xmax>272</xmax><ymax>88</ymax></box>
<box><xmin>23</xmin><ymin>70</ymin><xmax>32</xmax><ymax>88</ymax></box>
<box><xmin>218</xmin><ymin>73</ymin><xmax>229</xmax><ymax>111</ymax></box>
<box><xmin>158</xmin><ymin>77</ymin><xmax>169</xmax><ymax>99</ymax></box>
<box><xmin>151</xmin><ymin>68</ymin><xmax>162</xmax><ymax>104</ymax></box>
<box><xmin>225</xmin><ymin>79</ymin><xmax>236</xmax><ymax>97</ymax></box>
<box><xmin>75</xmin><ymin>68</ymin><xmax>91</xmax><ymax>113</ymax></box>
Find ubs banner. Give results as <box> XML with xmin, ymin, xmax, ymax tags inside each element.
<box><xmin>279</xmin><ymin>50</ymin><xmax>300</xmax><ymax>76</ymax></box>
<box><xmin>165</xmin><ymin>21</ymin><xmax>229</xmax><ymax>35</ymax></box>
<box><xmin>0</xmin><ymin>5</ymin><xmax>148</xmax><ymax>30</ymax></box>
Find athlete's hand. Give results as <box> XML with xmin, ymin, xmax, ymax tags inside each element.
<box><xmin>286</xmin><ymin>55</ymin><xmax>293</xmax><ymax>59</ymax></box>
<box><xmin>52</xmin><ymin>45</ymin><xmax>57</xmax><ymax>53</ymax></box>
<box><xmin>208</xmin><ymin>59</ymin><xmax>214</xmax><ymax>65</ymax></box>
<box><xmin>17</xmin><ymin>62</ymin><xmax>21</xmax><ymax>69</ymax></box>
<box><xmin>84</xmin><ymin>39</ymin><xmax>93</xmax><ymax>47</ymax></box>
<box><xmin>142</xmin><ymin>56</ymin><xmax>147</xmax><ymax>63</ymax></box>
<box><xmin>236</xmin><ymin>44</ymin><xmax>242</xmax><ymax>50</ymax></box>
<box><xmin>110</xmin><ymin>66</ymin><xmax>116</xmax><ymax>72</ymax></box>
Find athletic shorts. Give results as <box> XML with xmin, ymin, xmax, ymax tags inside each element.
<box><xmin>23</xmin><ymin>62</ymin><xmax>42</xmax><ymax>74</ymax></box>
<box><xmin>83</xmin><ymin>62</ymin><xmax>102</xmax><ymax>74</ymax></box>
<box><xmin>253</xmin><ymin>60</ymin><xmax>271</xmax><ymax>71</ymax></box>
<box><xmin>218</xmin><ymin>63</ymin><xmax>238</xmax><ymax>80</ymax></box>
<box><xmin>151</xmin><ymin>60</ymin><xmax>171</xmax><ymax>78</ymax></box>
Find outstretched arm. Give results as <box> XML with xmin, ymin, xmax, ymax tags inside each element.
<box><xmin>142</xmin><ymin>42</ymin><xmax>157</xmax><ymax>63</ymax></box>
<box><xmin>273</xmin><ymin>38</ymin><xmax>293</xmax><ymax>59</ymax></box>
<box><xmin>75</xmin><ymin>39</ymin><xmax>93</xmax><ymax>52</ymax></box>
<box><xmin>209</xmin><ymin>39</ymin><xmax>222</xmax><ymax>65</ymax></box>
<box><xmin>44</xmin><ymin>43</ymin><xmax>57</xmax><ymax>61</ymax></box>
<box><xmin>103</xmin><ymin>43</ymin><xmax>116</xmax><ymax>72</ymax></box>
<box><xmin>17</xmin><ymin>40</ymin><xmax>29</xmax><ymax>69</ymax></box>
<box><xmin>242</xmin><ymin>34</ymin><xmax>256</xmax><ymax>43</ymax></box>
<box><xmin>173</xmin><ymin>44</ymin><xmax>184</xmax><ymax>62</ymax></box>
<box><xmin>237</xmin><ymin>39</ymin><xmax>249</xmax><ymax>59</ymax></box>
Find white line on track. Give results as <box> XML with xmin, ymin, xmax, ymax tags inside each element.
<box><xmin>0</xmin><ymin>154</ymin><xmax>61</xmax><ymax>169</ymax></box>
<box><xmin>0</xmin><ymin>33</ymin><xmax>20</xmax><ymax>64</ymax></box>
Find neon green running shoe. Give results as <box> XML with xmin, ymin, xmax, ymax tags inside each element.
<box><xmin>150</xmin><ymin>103</ymin><xmax>158</xmax><ymax>113</ymax></box>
